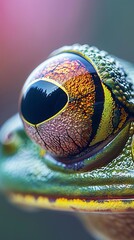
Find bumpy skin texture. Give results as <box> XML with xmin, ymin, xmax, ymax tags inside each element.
<box><xmin>0</xmin><ymin>116</ymin><xmax>133</xmax><ymax>210</ymax></box>
<box><xmin>0</xmin><ymin>45</ymin><xmax>134</xmax><ymax>240</ymax></box>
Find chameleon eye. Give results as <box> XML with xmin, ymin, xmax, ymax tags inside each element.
<box><xmin>19</xmin><ymin>44</ymin><xmax>132</xmax><ymax>167</ymax></box>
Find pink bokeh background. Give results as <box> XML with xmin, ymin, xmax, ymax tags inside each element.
<box><xmin>0</xmin><ymin>1</ymin><xmax>134</xmax><ymax>240</ymax></box>
<box><xmin>0</xmin><ymin>0</ymin><xmax>97</xmax><ymax>125</ymax></box>
<box><xmin>1</xmin><ymin>1</ymin><xmax>134</xmax><ymax>127</ymax></box>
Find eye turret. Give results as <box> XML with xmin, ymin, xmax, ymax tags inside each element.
<box><xmin>19</xmin><ymin>44</ymin><xmax>132</xmax><ymax>164</ymax></box>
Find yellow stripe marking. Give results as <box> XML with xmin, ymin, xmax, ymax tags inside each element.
<box><xmin>90</xmin><ymin>83</ymin><xmax>114</xmax><ymax>146</ymax></box>
<box><xmin>9</xmin><ymin>193</ymin><xmax>134</xmax><ymax>212</ymax></box>
<box><xmin>132</xmin><ymin>135</ymin><xmax>134</xmax><ymax>159</ymax></box>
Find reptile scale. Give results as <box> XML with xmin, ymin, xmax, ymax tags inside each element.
<box><xmin>0</xmin><ymin>44</ymin><xmax>134</xmax><ymax>240</ymax></box>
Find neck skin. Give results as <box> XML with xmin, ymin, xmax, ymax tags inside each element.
<box><xmin>79</xmin><ymin>212</ymin><xmax>134</xmax><ymax>240</ymax></box>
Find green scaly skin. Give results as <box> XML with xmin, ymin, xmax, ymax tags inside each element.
<box><xmin>0</xmin><ymin>116</ymin><xmax>133</xmax><ymax>199</ymax></box>
<box><xmin>0</xmin><ymin>45</ymin><xmax>134</xmax><ymax>240</ymax></box>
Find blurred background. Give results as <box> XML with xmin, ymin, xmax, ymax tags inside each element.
<box><xmin>0</xmin><ymin>0</ymin><xmax>134</xmax><ymax>239</ymax></box>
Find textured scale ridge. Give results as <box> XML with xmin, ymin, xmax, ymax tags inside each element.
<box><xmin>53</xmin><ymin>44</ymin><xmax>134</xmax><ymax>112</ymax></box>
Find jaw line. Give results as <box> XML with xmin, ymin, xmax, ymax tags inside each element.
<box><xmin>8</xmin><ymin>192</ymin><xmax>134</xmax><ymax>213</ymax></box>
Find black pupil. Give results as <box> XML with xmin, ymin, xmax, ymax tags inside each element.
<box><xmin>20</xmin><ymin>80</ymin><xmax>68</xmax><ymax>124</ymax></box>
